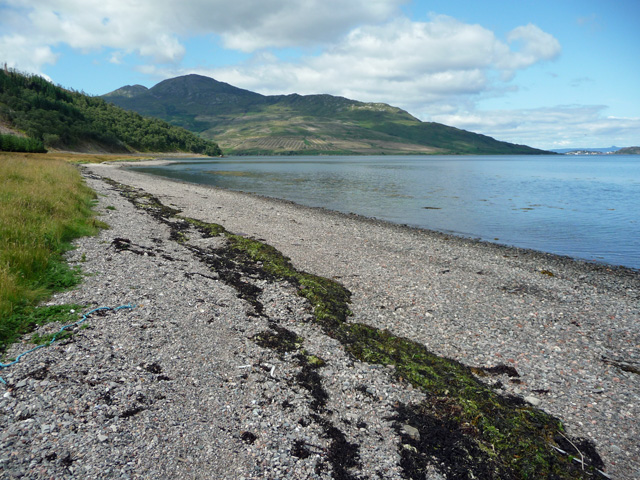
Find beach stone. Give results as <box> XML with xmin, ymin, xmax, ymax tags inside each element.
<box><xmin>402</xmin><ymin>424</ymin><xmax>420</xmax><ymax>441</ymax></box>
<box><xmin>524</xmin><ymin>396</ymin><xmax>542</xmax><ymax>406</ymax></box>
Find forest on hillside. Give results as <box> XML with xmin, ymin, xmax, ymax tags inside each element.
<box><xmin>0</xmin><ymin>69</ymin><xmax>221</xmax><ymax>155</ymax></box>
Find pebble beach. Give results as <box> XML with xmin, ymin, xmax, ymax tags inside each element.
<box><xmin>1</xmin><ymin>161</ymin><xmax>638</xmax><ymax>479</ymax></box>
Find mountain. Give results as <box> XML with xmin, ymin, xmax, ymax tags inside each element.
<box><xmin>0</xmin><ymin>69</ymin><xmax>222</xmax><ymax>155</ymax></box>
<box><xmin>103</xmin><ymin>74</ymin><xmax>550</xmax><ymax>156</ymax></box>
<box><xmin>106</xmin><ymin>84</ymin><xmax>149</xmax><ymax>98</ymax></box>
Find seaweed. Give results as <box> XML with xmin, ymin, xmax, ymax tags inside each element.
<box><xmin>253</xmin><ymin>324</ymin><xmax>303</xmax><ymax>354</ymax></box>
<box><xmin>311</xmin><ymin>414</ymin><xmax>361</xmax><ymax>480</ymax></box>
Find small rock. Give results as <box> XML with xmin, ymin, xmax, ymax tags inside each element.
<box><xmin>402</xmin><ymin>424</ymin><xmax>420</xmax><ymax>441</ymax></box>
<box><xmin>97</xmin><ymin>434</ymin><xmax>108</xmax><ymax>442</ymax></box>
<box><xmin>524</xmin><ymin>396</ymin><xmax>541</xmax><ymax>406</ymax></box>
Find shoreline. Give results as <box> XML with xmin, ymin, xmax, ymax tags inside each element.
<box><xmin>119</xmin><ymin>158</ymin><xmax>640</xmax><ymax>273</ymax></box>
<box><xmin>96</xmin><ymin>163</ymin><xmax>640</xmax><ymax>477</ymax></box>
<box><xmin>1</xmin><ymin>162</ymin><xmax>638</xmax><ymax>478</ymax></box>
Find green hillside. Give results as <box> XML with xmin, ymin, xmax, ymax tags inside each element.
<box><xmin>103</xmin><ymin>74</ymin><xmax>550</xmax><ymax>156</ymax></box>
<box><xmin>0</xmin><ymin>69</ymin><xmax>221</xmax><ymax>155</ymax></box>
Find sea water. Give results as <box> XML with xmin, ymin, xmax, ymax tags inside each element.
<box><xmin>129</xmin><ymin>155</ymin><xmax>640</xmax><ymax>269</ymax></box>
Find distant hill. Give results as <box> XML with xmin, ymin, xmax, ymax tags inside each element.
<box><xmin>614</xmin><ymin>146</ymin><xmax>640</xmax><ymax>155</ymax></box>
<box><xmin>0</xmin><ymin>69</ymin><xmax>221</xmax><ymax>155</ymax></box>
<box><xmin>550</xmin><ymin>146</ymin><xmax>640</xmax><ymax>156</ymax></box>
<box><xmin>103</xmin><ymin>74</ymin><xmax>550</xmax><ymax>156</ymax></box>
<box><xmin>551</xmin><ymin>146</ymin><xmax>620</xmax><ymax>154</ymax></box>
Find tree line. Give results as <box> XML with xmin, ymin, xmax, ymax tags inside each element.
<box><xmin>0</xmin><ymin>68</ymin><xmax>221</xmax><ymax>155</ymax></box>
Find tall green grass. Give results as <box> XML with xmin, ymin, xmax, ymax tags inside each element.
<box><xmin>0</xmin><ymin>155</ymin><xmax>104</xmax><ymax>351</ymax></box>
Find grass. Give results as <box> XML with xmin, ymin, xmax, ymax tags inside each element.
<box><xmin>0</xmin><ymin>151</ymin><xmax>153</xmax><ymax>164</ymax></box>
<box><xmin>0</xmin><ymin>154</ymin><xmax>106</xmax><ymax>351</ymax></box>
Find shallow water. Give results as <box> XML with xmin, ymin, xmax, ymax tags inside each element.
<box><xmin>129</xmin><ymin>155</ymin><xmax>640</xmax><ymax>269</ymax></box>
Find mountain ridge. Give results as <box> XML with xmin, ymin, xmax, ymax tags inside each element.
<box><xmin>103</xmin><ymin>74</ymin><xmax>550</xmax><ymax>156</ymax></box>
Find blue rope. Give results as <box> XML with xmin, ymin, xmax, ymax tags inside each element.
<box><xmin>0</xmin><ymin>304</ymin><xmax>135</xmax><ymax>385</ymax></box>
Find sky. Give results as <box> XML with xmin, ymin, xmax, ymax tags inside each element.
<box><xmin>1</xmin><ymin>0</ymin><xmax>639</xmax><ymax>150</ymax></box>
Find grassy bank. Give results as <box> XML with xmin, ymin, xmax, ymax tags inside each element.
<box><xmin>0</xmin><ymin>153</ymin><xmax>105</xmax><ymax>351</ymax></box>
<box><xmin>0</xmin><ymin>151</ymin><xmax>154</xmax><ymax>164</ymax></box>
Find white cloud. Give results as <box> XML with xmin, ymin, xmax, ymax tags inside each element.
<box><xmin>109</xmin><ymin>51</ymin><xmax>124</xmax><ymax>64</ymax></box>
<box><xmin>0</xmin><ymin>0</ymin><xmax>406</xmax><ymax>70</ymax></box>
<box><xmin>501</xmin><ymin>24</ymin><xmax>561</xmax><ymax>70</ymax></box>
<box><xmin>0</xmin><ymin>34</ymin><xmax>59</xmax><ymax>72</ymax></box>
<box><xmin>432</xmin><ymin>106</ymin><xmax>640</xmax><ymax>149</ymax></box>
<box><xmin>1</xmin><ymin>3</ymin><xmax>559</xmax><ymax>107</ymax></box>
<box><xmin>1</xmin><ymin>2</ymin><xmax>559</xmax><ymax>78</ymax></box>
<box><xmin>138</xmin><ymin>34</ymin><xmax>186</xmax><ymax>63</ymax></box>
<box><xmin>211</xmin><ymin>0</ymin><xmax>407</xmax><ymax>51</ymax></box>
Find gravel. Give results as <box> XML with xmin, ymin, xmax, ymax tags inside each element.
<box><xmin>1</xmin><ymin>161</ymin><xmax>638</xmax><ymax>479</ymax></box>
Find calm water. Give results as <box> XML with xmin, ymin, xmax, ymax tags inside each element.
<box><xmin>129</xmin><ymin>155</ymin><xmax>640</xmax><ymax>269</ymax></box>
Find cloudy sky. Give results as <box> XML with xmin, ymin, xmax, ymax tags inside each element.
<box><xmin>1</xmin><ymin>0</ymin><xmax>638</xmax><ymax>150</ymax></box>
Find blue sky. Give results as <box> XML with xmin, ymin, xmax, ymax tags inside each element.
<box><xmin>1</xmin><ymin>0</ymin><xmax>638</xmax><ymax>150</ymax></box>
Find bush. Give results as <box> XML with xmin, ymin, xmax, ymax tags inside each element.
<box><xmin>0</xmin><ymin>133</ymin><xmax>47</xmax><ymax>153</ymax></box>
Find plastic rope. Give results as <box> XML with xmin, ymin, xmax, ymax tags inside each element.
<box><xmin>0</xmin><ymin>304</ymin><xmax>135</xmax><ymax>385</ymax></box>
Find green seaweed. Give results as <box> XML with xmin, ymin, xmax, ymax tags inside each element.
<box><xmin>224</xmin><ymin>232</ymin><xmax>352</xmax><ymax>329</ymax></box>
<box><xmin>304</xmin><ymin>353</ymin><xmax>326</xmax><ymax>368</ymax></box>
<box><xmin>336</xmin><ymin>323</ymin><xmax>600</xmax><ymax>478</ymax></box>
<box><xmin>183</xmin><ymin>217</ymin><xmax>226</xmax><ymax>237</ymax></box>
